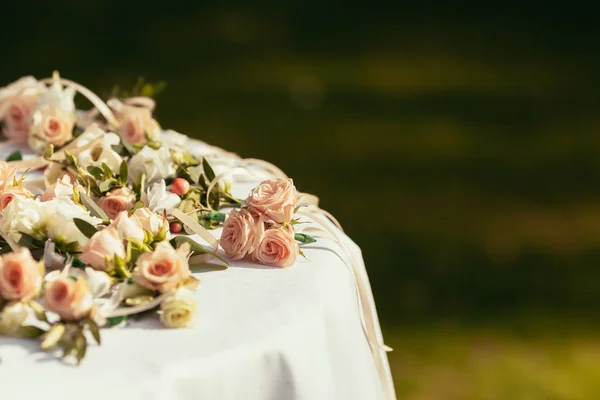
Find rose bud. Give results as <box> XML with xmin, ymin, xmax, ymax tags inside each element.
<box><xmin>170</xmin><ymin>178</ymin><xmax>189</xmax><ymax>196</ymax></box>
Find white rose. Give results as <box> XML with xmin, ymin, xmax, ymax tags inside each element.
<box><xmin>45</xmin><ymin>267</ymin><xmax>111</xmax><ymax>298</ymax></box>
<box><xmin>109</xmin><ymin>211</ymin><xmax>145</xmax><ymax>241</ymax></box>
<box><xmin>128</xmin><ymin>145</ymin><xmax>175</xmax><ymax>185</ymax></box>
<box><xmin>77</xmin><ymin>130</ymin><xmax>123</xmax><ymax>172</ymax></box>
<box><xmin>0</xmin><ymin>302</ymin><xmax>29</xmax><ymax>335</ymax></box>
<box><xmin>141</xmin><ymin>180</ymin><xmax>181</xmax><ymax>214</ymax></box>
<box><xmin>159</xmin><ymin>287</ymin><xmax>197</xmax><ymax>328</ymax></box>
<box><xmin>44</xmin><ymin>197</ymin><xmax>102</xmax><ymax>249</ymax></box>
<box><xmin>157</xmin><ymin>129</ymin><xmax>188</xmax><ymax>151</ymax></box>
<box><xmin>35</xmin><ymin>75</ymin><xmax>75</xmax><ymax>114</ymax></box>
<box><xmin>0</xmin><ymin>196</ymin><xmax>48</xmax><ymax>243</ymax></box>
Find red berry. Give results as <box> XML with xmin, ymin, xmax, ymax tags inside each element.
<box><xmin>170</xmin><ymin>222</ymin><xmax>182</xmax><ymax>233</ymax></box>
<box><xmin>170</xmin><ymin>178</ymin><xmax>190</xmax><ymax>196</ymax></box>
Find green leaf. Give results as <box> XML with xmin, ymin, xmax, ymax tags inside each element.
<box><xmin>119</xmin><ymin>160</ymin><xmax>128</xmax><ymax>184</ymax></box>
<box><xmin>29</xmin><ymin>301</ymin><xmax>48</xmax><ymax>322</ymax></box>
<box><xmin>170</xmin><ymin>236</ymin><xmax>229</xmax><ymax>267</ymax></box>
<box><xmin>17</xmin><ymin>233</ymin><xmax>45</xmax><ymax>249</ymax></box>
<box><xmin>71</xmin><ymin>257</ymin><xmax>87</xmax><ymax>269</ymax></box>
<box><xmin>101</xmin><ymin>163</ymin><xmax>114</xmax><ymax>179</ymax></box>
<box><xmin>73</xmin><ymin>218</ymin><xmax>99</xmax><ymax>239</ymax></box>
<box><xmin>124</xmin><ymin>295</ymin><xmax>155</xmax><ymax>306</ymax></box>
<box><xmin>87</xmin><ymin>166</ymin><xmax>104</xmax><ymax>179</ymax></box>
<box><xmin>6</xmin><ymin>150</ymin><xmax>22</xmax><ymax>162</ymax></box>
<box><xmin>202</xmin><ymin>158</ymin><xmax>216</xmax><ymax>182</ymax></box>
<box><xmin>189</xmin><ymin>263</ymin><xmax>228</xmax><ymax>272</ymax></box>
<box><xmin>87</xmin><ymin>319</ymin><xmax>101</xmax><ymax>345</ymax></box>
<box><xmin>75</xmin><ymin>332</ymin><xmax>87</xmax><ymax>364</ymax></box>
<box><xmin>106</xmin><ymin>316</ymin><xmax>127</xmax><ymax>327</ymax></box>
<box><xmin>294</xmin><ymin>233</ymin><xmax>317</xmax><ymax>244</ymax></box>
<box><xmin>79</xmin><ymin>191</ymin><xmax>109</xmax><ymax>220</ymax></box>
<box><xmin>18</xmin><ymin>325</ymin><xmax>45</xmax><ymax>338</ymax></box>
<box><xmin>98</xmin><ymin>179</ymin><xmax>115</xmax><ymax>193</ymax></box>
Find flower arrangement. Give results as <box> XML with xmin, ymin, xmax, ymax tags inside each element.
<box><xmin>0</xmin><ymin>72</ymin><xmax>317</xmax><ymax>363</ymax></box>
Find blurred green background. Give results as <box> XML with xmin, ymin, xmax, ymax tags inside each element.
<box><xmin>2</xmin><ymin>2</ymin><xmax>600</xmax><ymax>398</ymax></box>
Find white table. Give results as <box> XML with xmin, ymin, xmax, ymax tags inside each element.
<box><xmin>0</xmin><ymin>141</ymin><xmax>395</xmax><ymax>400</ymax></box>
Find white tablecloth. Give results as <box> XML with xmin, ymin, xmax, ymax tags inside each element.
<box><xmin>0</xmin><ymin>141</ymin><xmax>395</xmax><ymax>400</ymax></box>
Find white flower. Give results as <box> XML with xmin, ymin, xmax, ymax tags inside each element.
<box><xmin>142</xmin><ymin>180</ymin><xmax>181</xmax><ymax>214</ymax></box>
<box><xmin>44</xmin><ymin>197</ymin><xmax>102</xmax><ymax>249</ymax></box>
<box><xmin>159</xmin><ymin>287</ymin><xmax>197</xmax><ymax>328</ymax></box>
<box><xmin>157</xmin><ymin>129</ymin><xmax>188</xmax><ymax>151</ymax></box>
<box><xmin>35</xmin><ymin>74</ymin><xmax>75</xmax><ymax>114</ymax></box>
<box><xmin>131</xmin><ymin>207</ymin><xmax>167</xmax><ymax>238</ymax></box>
<box><xmin>0</xmin><ymin>302</ymin><xmax>29</xmax><ymax>335</ymax></box>
<box><xmin>128</xmin><ymin>145</ymin><xmax>175</xmax><ymax>185</ymax></box>
<box><xmin>0</xmin><ymin>196</ymin><xmax>48</xmax><ymax>243</ymax></box>
<box><xmin>77</xmin><ymin>127</ymin><xmax>123</xmax><ymax>172</ymax></box>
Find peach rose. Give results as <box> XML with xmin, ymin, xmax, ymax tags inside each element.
<box><xmin>252</xmin><ymin>227</ymin><xmax>299</xmax><ymax>268</ymax></box>
<box><xmin>0</xmin><ymin>161</ymin><xmax>16</xmax><ymax>192</ymax></box>
<box><xmin>132</xmin><ymin>207</ymin><xmax>168</xmax><ymax>238</ymax></box>
<box><xmin>2</xmin><ymin>95</ymin><xmax>37</xmax><ymax>143</ymax></box>
<box><xmin>0</xmin><ymin>248</ymin><xmax>43</xmax><ymax>301</ymax></box>
<box><xmin>109</xmin><ymin>211</ymin><xmax>145</xmax><ymax>241</ymax></box>
<box><xmin>0</xmin><ymin>186</ymin><xmax>32</xmax><ymax>211</ymax></box>
<box><xmin>44</xmin><ymin>277</ymin><xmax>93</xmax><ymax>321</ymax></box>
<box><xmin>132</xmin><ymin>241</ymin><xmax>189</xmax><ymax>292</ymax></box>
<box><xmin>118</xmin><ymin>107</ymin><xmax>160</xmax><ymax>145</ymax></box>
<box><xmin>245</xmin><ymin>178</ymin><xmax>301</xmax><ymax>224</ymax></box>
<box><xmin>41</xmin><ymin>175</ymin><xmax>74</xmax><ymax>201</ymax></box>
<box><xmin>30</xmin><ymin>107</ymin><xmax>74</xmax><ymax>147</ymax></box>
<box><xmin>220</xmin><ymin>209</ymin><xmax>264</xmax><ymax>260</ymax></box>
<box><xmin>79</xmin><ymin>227</ymin><xmax>125</xmax><ymax>271</ymax></box>
<box><xmin>99</xmin><ymin>187</ymin><xmax>136</xmax><ymax>219</ymax></box>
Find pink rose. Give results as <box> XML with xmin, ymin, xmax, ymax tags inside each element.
<box><xmin>132</xmin><ymin>241</ymin><xmax>189</xmax><ymax>292</ymax></box>
<box><xmin>252</xmin><ymin>227</ymin><xmax>298</xmax><ymax>268</ymax></box>
<box><xmin>118</xmin><ymin>107</ymin><xmax>160</xmax><ymax>145</ymax></box>
<box><xmin>79</xmin><ymin>227</ymin><xmax>125</xmax><ymax>271</ymax></box>
<box><xmin>44</xmin><ymin>277</ymin><xmax>93</xmax><ymax>321</ymax></box>
<box><xmin>41</xmin><ymin>175</ymin><xmax>74</xmax><ymax>202</ymax></box>
<box><xmin>245</xmin><ymin>178</ymin><xmax>301</xmax><ymax>224</ymax></box>
<box><xmin>109</xmin><ymin>211</ymin><xmax>145</xmax><ymax>241</ymax></box>
<box><xmin>0</xmin><ymin>186</ymin><xmax>32</xmax><ymax>211</ymax></box>
<box><xmin>99</xmin><ymin>187</ymin><xmax>136</xmax><ymax>219</ymax></box>
<box><xmin>220</xmin><ymin>209</ymin><xmax>264</xmax><ymax>260</ymax></box>
<box><xmin>2</xmin><ymin>95</ymin><xmax>37</xmax><ymax>144</ymax></box>
<box><xmin>0</xmin><ymin>248</ymin><xmax>43</xmax><ymax>301</ymax></box>
<box><xmin>0</xmin><ymin>161</ymin><xmax>16</xmax><ymax>192</ymax></box>
<box><xmin>30</xmin><ymin>107</ymin><xmax>74</xmax><ymax>147</ymax></box>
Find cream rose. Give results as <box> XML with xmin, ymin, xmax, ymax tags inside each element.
<box><xmin>245</xmin><ymin>178</ymin><xmax>301</xmax><ymax>224</ymax></box>
<box><xmin>0</xmin><ymin>248</ymin><xmax>43</xmax><ymax>302</ymax></box>
<box><xmin>128</xmin><ymin>145</ymin><xmax>175</xmax><ymax>185</ymax></box>
<box><xmin>79</xmin><ymin>227</ymin><xmax>125</xmax><ymax>271</ymax></box>
<box><xmin>41</xmin><ymin>175</ymin><xmax>74</xmax><ymax>201</ymax></box>
<box><xmin>159</xmin><ymin>287</ymin><xmax>197</xmax><ymax>328</ymax></box>
<box><xmin>220</xmin><ymin>209</ymin><xmax>264</xmax><ymax>260</ymax></box>
<box><xmin>0</xmin><ymin>301</ymin><xmax>29</xmax><ymax>335</ymax></box>
<box><xmin>99</xmin><ymin>187</ymin><xmax>136</xmax><ymax>219</ymax></box>
<box><xmin>44</xmin><ymin>277</ymin><xmax>93</xmax><ymax>321</ymax></box>
<box><xmin>132</xmin><ymin>241</ymin><xmax>189</xmax><ymax>292</ymax></box>
<box><xmin>76</xmin><ymin>130</ymin><xmax>123</xmax><ymax>172</ymax></box>
<box><xmin>132</xmin><ymin>207</ymin><xmax>168</xmax><ymax>238</ymax></box>
<box><xmin>29</xmin><ymin>106</ymin><xmax>75</xmax><ymax>149</ymax></box>
<box><xmin>118</xmin><ymin>107</ymin><xmax>160</xmax><ymax>145</ymax></box>
<box><xmin>0</xmin><ymin>161</ymin><xmax>16</xmax><ymax>192</ymax></box>
<box><xmin>109</xmin><ymin>211</ymin><xmax>145</xmax><ymax>241</ymax></box>
<box><xmin>0</xmin><ymin>185</ymin><xmax>33</xmax><ymax>211</ymax></box>
<box><xmin>141</xmin><ymin>180</ymin><xmax>181</xmax><ymax>214</ymax></box>
<box><xmin>252</xmin><ymin>227</ymin><xmax>299</xmax><ymax>268</ymax></box>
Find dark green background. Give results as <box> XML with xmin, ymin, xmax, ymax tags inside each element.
<box><xmin>2</xmin><ymin>2</ymin><xmax>600</xmax><ymax>397</ymax></box>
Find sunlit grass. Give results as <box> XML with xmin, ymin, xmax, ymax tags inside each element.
<box><xmin>387</xmin><ymin>323</ymin><xmax>600</xmax><ymax>400</ymax></box>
